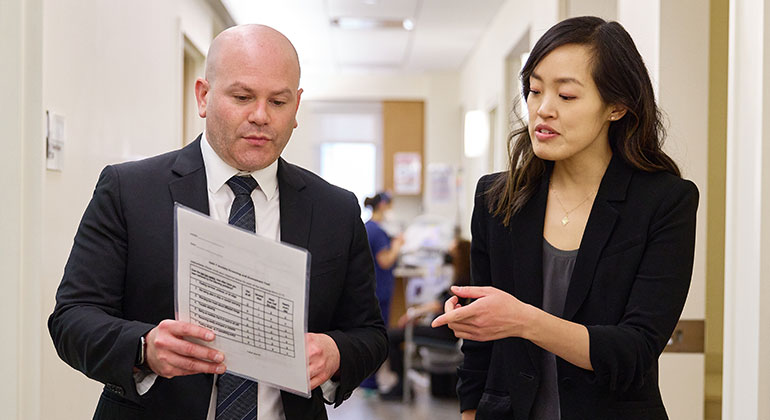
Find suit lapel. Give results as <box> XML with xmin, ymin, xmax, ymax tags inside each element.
<box><xmin>277</xmin><ymin>158</ymin><xmax>312</xmax><ymax>249</ymax></box>
<box><xmin>168</xmin><ymin>136</ymin><xmax>209</xmax><ymax>215</ymax></box>
<box><xmin>562</xmin><ymin>155</ymin><xmax>632</xmax><ymax>320</ymax></box>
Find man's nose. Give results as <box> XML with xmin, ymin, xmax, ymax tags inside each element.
<box><xmin>248</xmin><ymin>102</ymin><xmax>270</xmax><ymax>125</ymax></box>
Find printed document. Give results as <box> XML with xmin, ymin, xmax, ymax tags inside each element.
<box><xmin>174</xmin><ymin>204</ymin><xmax>311</xmax><ymax>397</ymax></box>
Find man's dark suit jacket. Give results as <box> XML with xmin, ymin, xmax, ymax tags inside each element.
<box><xmin>48</xmin><ymin>138</ymin><xmax>388</xmax><ymax>420</ymax></box>
<box><xmin>458</xmin><ymin>156</ymin><xmax>698</xmax><ymax>420</ymax></box>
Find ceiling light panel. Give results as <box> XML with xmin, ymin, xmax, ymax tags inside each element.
<box><xmin>331</xmin><ymin>29</ymin><xmax>410</xmax><ymax>67</ymax></box>
<box><xmin>326</xmin><ymin>0</ymin><xmax>418</xmax><ymax>20</ymax></box>
<box><xmin>330</xmin><ymin>17</ymin><xmax>410</xmax><ymax>30</ymax></box>
<box><xmin>405</xmin><ymin>0</ymin><xmax>505</xmax><ymax>70</ymax></box>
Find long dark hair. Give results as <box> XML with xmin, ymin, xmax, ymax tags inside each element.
<box><xmin>489</xmin><ymin>16</ymin><xmax>680</xmax><ymax>226</ymax></box>
<box><xmin>451</xmin><ymin>239</ymin><xmax>471</xmax><ymax>288</ymax></box>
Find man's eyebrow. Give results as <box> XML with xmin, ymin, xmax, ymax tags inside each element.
<box><xmin>530</xmin><ymin>72</ymin><xmax>585</xmax><ymax>87</ymax></box>
<box><xmin>226</xmin><ymin>82</ymin><xmax>255</xmax><ymax>93</ymax></box>
<box><xmin>270</xmin><ymin>88</ymin><xmax>293</xmax><ymax>97</ymax></box>
<box><xmin>226</xmin><ymin>83</ymin><xmax>293</xmax><ymax>97</ymax></box>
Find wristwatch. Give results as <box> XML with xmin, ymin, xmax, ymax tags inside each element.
<box><xmin>135</xmin><ymin>335</ymin><xmax>147</xmax><ymax>368</ymax></box>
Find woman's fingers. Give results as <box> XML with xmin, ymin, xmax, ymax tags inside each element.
<box><xmin>450</xmin><ymin>285</ymin><xmax>494</xmax><ymax>299</ymax></box>
<box><xmin>432</xmin><ymin>296</ymin><xmax>461</xmax><ymax>327</ymax></box>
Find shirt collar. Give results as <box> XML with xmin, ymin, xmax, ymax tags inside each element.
<box><xmin>200</xmin><ymin>132</ymin><xmax>279</xmax><ymax>201</ymax></box>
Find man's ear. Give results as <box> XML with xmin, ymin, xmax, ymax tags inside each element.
<box><xmin>194</xmin><ymin>78</ymin><xmax>210</xmax><ymax>118</ymax></box>
<box><xmin>293</xmin><ymin>88</ymin><xmax>303</xmax><ymax>129</ymax></box>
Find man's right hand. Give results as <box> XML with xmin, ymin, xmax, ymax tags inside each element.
<box><xmin>461</xmin><ymin>409</ymin><xmax>476</xmax><ymax>420</ymax></box>
<box><xmin>145</xmin><ymin>320</ymin><xmax>226</xmax><ymax>378</ymax></box>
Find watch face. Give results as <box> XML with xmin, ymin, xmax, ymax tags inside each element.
<box><xmin>136</xmin><ymin>336</ymin><xmax>146</xmax><ymax>366</ymax></box>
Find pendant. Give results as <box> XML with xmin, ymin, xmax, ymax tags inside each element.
<box><xmin>561</xmin><ymin>215</ymin><xmax>569</xmax><ymax>226</ymax></box>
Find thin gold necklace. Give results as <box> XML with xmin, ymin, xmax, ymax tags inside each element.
<box><xmin>550</xmin><ymin>186</ymin><xmax>595</xmax><ymax>226</ymax></box>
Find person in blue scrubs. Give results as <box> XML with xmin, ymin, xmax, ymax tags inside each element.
<box><xmin>360</xmin><ymin>192</ymin><xmax>403</xmax><ymax>392</ymax></box>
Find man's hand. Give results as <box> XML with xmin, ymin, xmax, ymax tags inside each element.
<box><xmin>306</xmin><ymin>333</ymin><xmax>341</xmax><ymax>389</ymax></box>
<box><xmin>145</xmin><ymin>319</ymin><xmax>226</xmax><ymax>378</ymax></box>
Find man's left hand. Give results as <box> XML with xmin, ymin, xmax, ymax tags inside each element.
<box><xmin>306</xmin><ymin>333</ymin><xmax>341</xmax><ymax>389</ymax></box>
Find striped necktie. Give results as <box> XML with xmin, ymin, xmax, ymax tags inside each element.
<box><xmin>216</xmin><ymin>175</ymin><xmax>259</xmax><ymax>420</ymax></box>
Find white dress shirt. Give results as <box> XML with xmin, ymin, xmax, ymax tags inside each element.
<box><xmin>200</xmin><ymin>133</ymin><xmax>285</xmax><ymax>420</ymax></box>
<box><xmin>134</xmin><ymin>134</ymin><xmax>337</xmax><ymax>419</ymax></box>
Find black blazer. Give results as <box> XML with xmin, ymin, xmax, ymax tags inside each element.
<box><xmin>458</xmin><ymin>156</ymin><xmax>698</xmax><ymax>420</ymax></box>
<box><xmin>48</xmin><ymin>138</ymin><xmax>387</xmax><ymax>420</ymax></box>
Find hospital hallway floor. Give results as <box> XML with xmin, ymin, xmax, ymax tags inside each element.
<box><xmin>328</xmin><ymin>379</ymin><xmax>460</xmax><ymax>420</ymax></box>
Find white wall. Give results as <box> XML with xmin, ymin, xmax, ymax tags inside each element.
<box><xmin>457</xmin><ymin>0</ymin><xmax>560</xmax><ymax>238</ymax></box>
<box><xmin>563</xmin><ymin>0</ymin><xmax>617</xmax><ymax>20</ymax></box>
<box><xmin>657</xmin><ymin>0</ymin><xmax>709</xmax><ymax>323</ymax></box>
<box><xmin>1</xmin><ymin>0</ymin><xmax>44</xmax><ymax>418</ymax></box>
<box><xmin>617</xmin><ymin>0</ymin><xmax>661</xmax><ymax>93</ymax></box>
<box><xmin>0</xmin><ymin>2</ymin><xmax>26</xmax><ymax>418</ymax></box>
<box><xmin>651</xmin><ymin>1</ymin><xmax>710</xmax><ymax>418</ymax></box>
<box><xmin>723</xmin><ymin>0</ymin><xmax>770</xmax><ymax>418</ymax></box>
<box><xmin>21</xmin><ymin>1</ymin><xmax>226</xmax><ymax>419</ymax></box>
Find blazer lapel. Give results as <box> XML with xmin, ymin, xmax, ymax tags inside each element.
<box><xmin>168</xmin><ymin>136</ymin><xmax>209</xmax><ymax>215</ymax></box>
<box><xmin>510</xmin><ymin>169</ymin><xmax>550</xmax><ymax>372</ymax></box>
<box><xmin>562</xmin><ymin>155</ymin><xmax>632</xmax><ymax>320</ymax></box>
<box><xmin>277</xmin><ymin>158</ymin><xmax>312</xmax><ymax>249</ymax></box>
<box><xmin>511</xmin><ymin>175</ymin><xmax>548</xmax><ymax>309</ymax></box>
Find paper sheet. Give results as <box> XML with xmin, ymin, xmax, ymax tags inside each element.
<box><xmin>174</xmin><ymin>204</ymin><xmax>311</xmax><ymax>397</ymax></box>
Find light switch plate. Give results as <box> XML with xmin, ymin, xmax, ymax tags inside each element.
<box><xmin>46</xmin><ymin>111</ymin><xmax>65</xmax><ymax>171</ymax></box>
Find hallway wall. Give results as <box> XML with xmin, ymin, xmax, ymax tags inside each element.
<box><xmin>5</xmin><ymin>1</ymin><xmax>228</xmax><ymax>419</ymax></box>
<box><xmin>723</xmin><ymin>0</ymin><xmax>770</xmax><ymax>417</ymax></box>
<box><xmin>1</xmin><ymin>0</ymin><xmax>43</xmax><ymax>418</ymax></box>
<box><xmin>458</xmin><ymin>0</ymin><xmax>560</xmax><ymax>239</ymax></box>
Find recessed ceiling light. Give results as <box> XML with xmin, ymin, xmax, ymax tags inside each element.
<box><xmin>330</xmin><ymin>17</ymin><xmax>414</xmax><ymax>31</ymax></box>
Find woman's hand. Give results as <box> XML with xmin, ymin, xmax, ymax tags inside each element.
<box><xmin>433</xmin><ymin>287</ymin><xmax>593</xmax><ymax>370</ymax></box>
<box><xmin>431</xmin><ymin>286</ymin><xmax>535</xmax><ymax>341</ymax></box>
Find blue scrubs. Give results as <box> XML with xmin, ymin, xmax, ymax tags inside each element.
<box><xmin>365</xmin><ymin>220</ymin><xmax>395</xmax><ymax>326</ymax></box>
<box><xmin>360</xmin><ymin>219</ymin><xmax>395</xmax><ymax>390</ymax></box>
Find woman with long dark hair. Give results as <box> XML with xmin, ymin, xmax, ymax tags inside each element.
<box><xmin>433</xmin><ymin>16</ymin><xmax>698</xmax><ymax>419</ymax></box>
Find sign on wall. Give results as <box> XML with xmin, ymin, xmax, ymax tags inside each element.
<box><xmin>393</xmin><ymin>152</ymin><xmax>421</xmax><ymax>195</ymax></box>
<box><xmin>46</xmin><ymin>111</ymin><xmax>65</xmax><ymax>171</ymax></box>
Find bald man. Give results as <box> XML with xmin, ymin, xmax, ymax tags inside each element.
<box><xmin>49</xmin><ymin>25</ymin><xmax>387</xmax><ymax>420</ymax></box>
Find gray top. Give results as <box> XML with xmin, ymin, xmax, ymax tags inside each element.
<box><xmin>530</xmin><ymin>239</ymin><xmax>578</xmax><ymax>420</ymax></box>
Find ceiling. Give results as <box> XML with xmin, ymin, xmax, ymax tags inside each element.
<box><xmin>221</xmin><ymin>0</ymin><xmax>507</xmax><ymax>74</ymax></box>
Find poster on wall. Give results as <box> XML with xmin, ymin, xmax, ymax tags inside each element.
<box><xmin>426</xmin><ymin>163</ymin><xmax>455</xmax><ymax>204</ymax></box>
<box><xmin>393</xmin><ymin>152</ymin><xmax>421</xmax><ymax>195</ymax></box>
